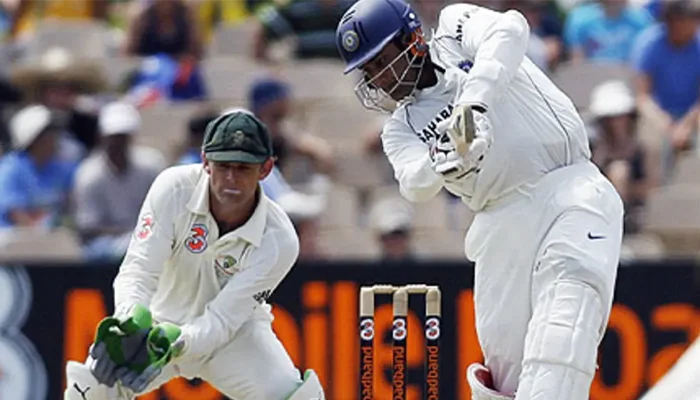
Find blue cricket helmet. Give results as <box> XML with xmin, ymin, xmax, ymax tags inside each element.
<box><xmin>336</xmin><ymin>0</ymin><xmax>423</xmax><ymax>74</ymax></box>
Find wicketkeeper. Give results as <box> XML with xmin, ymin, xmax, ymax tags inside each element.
<box><xmin>64</xmin><ymin>111</ymin><xmax>325</xmax><ymax>399</ymax></box>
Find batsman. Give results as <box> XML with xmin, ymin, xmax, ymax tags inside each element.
<box><xmin>64</xmin><ymin>111</ymin><xmax>325</xmax><ymax>400</ymax></box>
<box><xmin>336</xmin><ymin>1</ymin><xmax>624</xmax><ymax>399</ymax></box>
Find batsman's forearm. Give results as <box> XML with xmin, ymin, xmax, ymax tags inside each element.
<box><xmin>397</xmin><ymin>156</ymin><xmax>445</xmax><ymax>203</ymax></box>
<box><xmin>382</xmin><ymin>124</ymin><xmax>444</xmax><ymax>203</ymax></box>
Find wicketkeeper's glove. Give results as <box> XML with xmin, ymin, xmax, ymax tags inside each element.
<box><xmin>88</xmin><ymin>304</ymin><xmax>183</xmax><ymax>393</ymax></box>
<box><xmin>113</xmin><ymin>322</ymin><xmax>183</xmax><ymax>393</ymax></box>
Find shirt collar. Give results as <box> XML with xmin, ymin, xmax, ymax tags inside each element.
<box><xmin>231</xmin><ymin>190</ymin><xmax>268</xmax><ymax>247</ymax></box>
<box><xmin>397</xmin><ymin>66</ymin><xmax>451</xmax><ymax>111</ymax></box>
<box><xmin>186</xmin><ymin>170</ymin><xmax>268</xmax><ymax>247</ymax></box>
<box><xmin>416</xmin><ymin>67</ymin><xmax>451</xmax><ymax>99</ymax></box>
<box><xmin>186</xmin><ymin>168</ymin><xmax>211</xmax><ymax>216</ymax></box>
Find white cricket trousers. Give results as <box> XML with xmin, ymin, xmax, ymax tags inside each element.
<box><xmin>465</xmin><ymin>161</ymin><xmax>624</xmax><ymax>399</ymax></box>
<box><xmin>135</xmin><ymin>317</ymin><xmax>301</xmax><ymax>399</ymax></box>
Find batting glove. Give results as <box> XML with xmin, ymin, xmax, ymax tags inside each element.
<box><xmin>429</xmin><ymin>134</ymin><xmax>474</xmax><ymax>181</ymax></box>
<box><xmin>431</xmin><ymin>104</ymin><xmax>492</xmax><ymax>181</ymax></box>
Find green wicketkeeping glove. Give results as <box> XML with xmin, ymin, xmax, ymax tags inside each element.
<box><xmin>89</xmin><ymin>304</ymin><xmax>154</xmax><ymax>387</ymax></box>
<box><xmin>89</xmin><ymin>304</ymin><xmax>184</xmax><ymax>392</ymax></box>
<box><xmin>113</xmin><ymin>322</ymin><xmax>183</xmax><ymax>393</ymax></box>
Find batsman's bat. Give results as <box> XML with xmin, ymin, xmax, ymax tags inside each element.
<box><xmin>445</xmin><ymin>104</ymin><xmax>476</xmax><ymax>157</ymax></box>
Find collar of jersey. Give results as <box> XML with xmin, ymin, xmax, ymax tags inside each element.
<box><xmin>410</xmin><ymin>61</ymin><xmax>452</xmax><ymax>105</ymax></box>
<box><xmin>186</xmin><ymin>168</ymin><xmax>267</xmax><ymax>247</ymax></box>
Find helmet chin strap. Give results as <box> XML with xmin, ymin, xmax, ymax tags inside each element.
<box><xmin>354</xmin><ymin>40</ymin><xmax>427</xmax><ymax>113</ymax></box>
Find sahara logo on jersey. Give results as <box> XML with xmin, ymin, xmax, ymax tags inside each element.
<box><xmin>185</xmin><ymin>224</ymin><xmax>208</xmax><ymax>253</ymax></box>
<box><xmin>417</xmin><ymin>103</ymin><xmax>454</xmax><ymax>143</ymax></box>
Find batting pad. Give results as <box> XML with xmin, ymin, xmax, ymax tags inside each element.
<box><xmin>467</xmin><ymin>363</ymin><xmax>515</xmax><ymax>400</ymax></box>
<box><xmin>516</xmin><ymin>279</ymin><xmax>604</xmax><ymax>400</ymax></box>
<box><xmin>640</xmin><ymin>336</ymin><xmax>700</xmax><ymax>400</ymax></box>
<box><xmin>286</xmin><ymin>369</ymin><xmax>325</xmax><ymax>400</ymax></box>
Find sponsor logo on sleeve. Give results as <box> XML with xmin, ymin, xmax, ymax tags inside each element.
<box><xmin>135</xmin><ymin>213</ymin><xmax>154</xmax><ymax>241</ymax></box>
<box><xmin>253</xmin><ymin>289</ymin><xmax>271</xmax><ymax>304</ymax></box>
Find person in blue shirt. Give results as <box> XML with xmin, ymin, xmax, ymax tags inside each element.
<box><xmin>564</xmin><ymin>0</ymin><xmax>653</xmax><ymax>63</ymax></box>
<box><xmin>0</xmin><ymin>105</ymin><xmax>75</xmax><ymax>228</ymax></box>
<box><xmin>631</xmin><ymin>0</ymin><xmax>700</xmax><ymax>181</ymax></box>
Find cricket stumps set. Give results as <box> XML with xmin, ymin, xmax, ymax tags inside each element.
<box><xmin>359</xmin><ymin>284</ymin><xmax>441</xmax><ymax>400</ymax></box>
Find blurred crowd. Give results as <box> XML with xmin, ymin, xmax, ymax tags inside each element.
<box><xmin>0</xmin><ymin>0</ymin><xmax>698</xmax><ymax>264</ymax></box>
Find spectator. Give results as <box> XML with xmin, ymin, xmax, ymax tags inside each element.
<box><xmin>277</xmin><ymin>191</ymin><xmax>326</xmax><ymax>261</ymax></box>
<box><xmin>564</xmin><ymin>0</ymin><xmax>653</xmax><ymax>63</ymax></box>
<box><xmin>0</xmin><ymin>105</ymin><xmax>75</xmax><ymax>229</ymax></box>
<box><xmin>9</xmin><ymin>0</ymin><xmax>109</xmax><ymax>40</ymax></box>
<box><xmin>10</xmin><ymin>47</ymin><xmax>105</xmax><ymax>156</ymax></box>
<box><xmin>362</xmin><ymin>117</ymin><xmax>389</xmax><ymax>156</ymax></box>
<box><xmin>253</xmin><ymin>0</ymin><xmax>355</xmax><ymax>61</ymax></box>
<box><xmin>0</xmin><ymin>77</ymin><xmax>24</xmax><ymax>153</ymax></box>
<box><xmin>411</xmin><ymin>0</ymin><xmax>446</xmax><ymax>32</ymax></box>
<box><xmin>72</xmin><ymin>102</ymin><xmax>165</xmax><ymax>261</ymax></box>
<box><xmin>370</xmin><ymin>196</ymin><xmax>416</xmax><ymax>261</ymax></box>
<box><xmin>177</xmin><ymin>110</ymin><xmax>219</xmax><ymax>165</ymax></box>
<box><xmin>589</xmin><ymin>80</ymin><xmax>648</xmax><ymax>234</ymax></box>
<box><xmin>126</xmin><ymin>54</ymin><xmax>209</xmax><ymax>107</ymax></box>
<box><xmin>196</xmin><ymin>0</ymin><xmax>256</xmax><ymax>42</ymax></box>
<box><xmin>124</xmin><ymin>0</ymin><xmax>203</xmax><ymax>60</ymax></box>
<box><xmin>248</xmin><ymin>77</ymin><xmax>335</xmax><ymax>176</ymax></box>
<box><xmin>632</xmin><ymin>0</ymin><xmax>700</xmax><ymax>181</ymax></box>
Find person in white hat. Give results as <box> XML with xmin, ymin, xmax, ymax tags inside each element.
<box><xmin>370</xmin><ymin>196</ymin><xmax>417</xmax><ymax>261</ymax></box>
<box><xmin>10</xmin><ymin>47</ymin><xmax>106</xmax><ymax>155</ymax></box>
<box><xmin>72</xmin><ymin>101</ymin><xmax>166</xmax><ymax>261</ymax></box>
<box><xmin>0</xmin><ymin>104</ymin><xmax>75</xmax><ymax>228</ymax></box>
<box><xmin>276</xmin><ymin>189</ymin><xmax>327</xmax><ymax>261</ymax></box>
<box><xmin>589</xmin><ymin>80</ymin><xmax>648</xmax><ymax>234</ymax></box>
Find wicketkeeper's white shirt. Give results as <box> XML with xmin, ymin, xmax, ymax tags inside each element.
<box><xmin>113</xmin><ymin>164</ymin><xmax>300</xmax><ymax>362</ymax></box>
<box><xmin>383</xmin><ymin>3</ymin><xmax>592</xmax><ymax>212</ymax></box>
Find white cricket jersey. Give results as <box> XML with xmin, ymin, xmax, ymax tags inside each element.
<box><xmin>383</xmin><ymin>3</ymin><xmax>591</xmax><ymax>211</ymax></box>
<box><xmin>113</xmin><ymin>164</ymin><xmax>299</xmax><ymax>362</ymax></box>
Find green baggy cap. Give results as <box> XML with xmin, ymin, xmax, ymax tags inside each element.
<box><xmin>202</xmin><ymin>111</ymin><xmax>273</xmax><ymax>163</ymax></box>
